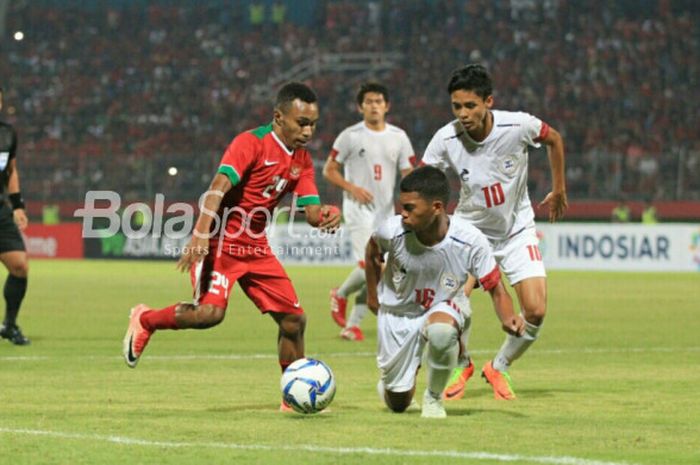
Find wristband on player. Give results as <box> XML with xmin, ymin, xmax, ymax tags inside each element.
<box><xmin>9</xmin><ymin>193</ymin><xmax>25</xmax><ymax>210</ymax></box>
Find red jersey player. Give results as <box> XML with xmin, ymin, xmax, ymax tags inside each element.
<box><xmin>122</xmin><ymin>83</ymin><xmax>341</xmax><ymax>410</ymax></box>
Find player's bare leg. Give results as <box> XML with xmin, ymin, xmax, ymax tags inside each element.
<box><xmin>123</xmin><ymin>302</ymin><xmax>225</xmax><ymax>368</ymax></box>
<box><xmin>173</xmin><ymin>303</ymin><xmax>226</xmax><ymax>328</ymax></box>
<box><xmin>0</xmin><ymin>250</ymin><xmax>30</xmax><ymax>345</ymax></box>
<box><xmin>271</xmin><ymin>311</ymin><xmax>306</xmax><ymax>368</ymax></box>
<box><xmin>380</xmin><ymin>383</ymin><xmax>416</xmax><ymax>413</ymax></box>
<box><xmin>271</xmin><ymin>311</ymin><xmax>306</xmax><ymax>412</ymax></box>
<box><xmin>483</xmin><ymin>277</ymin><xmax>546</xmax><ymax>399</ymax></box>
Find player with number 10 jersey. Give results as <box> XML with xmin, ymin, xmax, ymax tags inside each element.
<box><xmin>423</xmin><ymin>110</ymin><xmax>547</xmax><ymax>243</ymax></box>
<box><xmin>422</xmin><ymin>64</ymin><xmax>567</xmax><ymax>401</ymax></box>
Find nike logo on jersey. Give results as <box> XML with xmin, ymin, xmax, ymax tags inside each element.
<box><xmin>293</xmin><ymin>301</ymin><xmax>301</xmax><ymax>308</ymax></box>
<box><xmin>264</xmin><ymin>160</ymin><xmax>280</xmax><ymax>166</ymax></box>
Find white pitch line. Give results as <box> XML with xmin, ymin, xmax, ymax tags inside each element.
<box><xmin>0</xmin><ymin>427</ymin><xmax>638</xmax><ymax>465</ymax></box>
<box><xmin>2</xmin><ymin>346</ymin><xmax>698</xmax><ymax>363</ymax></box>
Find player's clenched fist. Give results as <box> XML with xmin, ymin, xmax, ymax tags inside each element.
<box><xmin>319</xmin><ymin>204</ymin><xmax>341</xmax><ymax>232</ymax></box>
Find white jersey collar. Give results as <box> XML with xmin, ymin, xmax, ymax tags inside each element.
<box><xmin>362</xmin><ymin>121</ymin><xmax>387</xmax><ymax>134</ymax></box>
<box><xmin>271</xmin><ymin>129</ymin><xmax>295</xmax><ymax>156</ymax></box>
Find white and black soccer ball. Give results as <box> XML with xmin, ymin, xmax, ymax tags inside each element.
<box><xmin>280</xmin><ymin>358</ymin><xmax>336</xmax><ymax>414</ymax></box>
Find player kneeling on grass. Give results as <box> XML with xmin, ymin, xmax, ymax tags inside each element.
<box><xmin>366</xmin><ymin>166</ymin><xmax>524</xmax><ymax>419</ymax></box>
<box><xmin>122</xmin><ymin>82</ymin><xmax>341</xmax><ymax>412</ymax></box>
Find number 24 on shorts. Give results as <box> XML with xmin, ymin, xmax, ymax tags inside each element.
<box><xmin>208</xmin><ymin>271</ymin><xmax>230</xmax><ymax>298</ymax></box>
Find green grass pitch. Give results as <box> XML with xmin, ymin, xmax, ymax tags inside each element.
<box><xmin>0</xmin><ymin>260</ymin><xmax>698</xmax><ymax>465</ymax></box>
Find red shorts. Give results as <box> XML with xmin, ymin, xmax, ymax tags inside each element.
<box><xmin>190</xmin><ymin>252</ymin><xmax>303</xmax><ymax>315</ymax></box>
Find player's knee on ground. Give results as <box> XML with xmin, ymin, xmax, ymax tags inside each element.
<box><xmin>384</xmin><ymin>389</ymin><xmax>413</xmax><ymax>413</ymax></box>
<box><xmin>425</xmin><ymin>323</ymin><xmax>458</xmax><ymax>365</ymax></box>
<box><xmin>175</xmin><ymin>303</ymin><xmax>225</xmax><ymax>329</ymax></box>
<box><xmin>278</xmin><ymin>313</ymin><xmax>306</xmax><ymax>338</ymax></box>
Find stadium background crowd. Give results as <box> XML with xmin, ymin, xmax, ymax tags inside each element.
<box><xmin>0</xmin><ymin>0</ymin><xmax>698</xmax><ymax>216</ymax></box>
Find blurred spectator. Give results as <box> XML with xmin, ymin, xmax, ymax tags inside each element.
<box><xmin>641</xmin><ymin>200</ymin><xmax>659</xmax><ymax>224</ymax></box>
<box><xmin>0</xmin><ymin>0</ymin><xmax>697</xmax><ymax>206</ymax></box>
<box><xmin>611</xmin><ymin>200</ymin><xmax>631</xmax><ymax>223</ymax></box>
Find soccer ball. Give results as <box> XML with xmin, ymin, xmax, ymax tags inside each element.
<box><xmin>280</xmin><ymin>358</ymin><xmax>336</xmax><ymax>414</ymax></box>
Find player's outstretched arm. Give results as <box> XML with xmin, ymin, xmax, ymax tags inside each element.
<box><xmin>488</xmin><ymin>281</ymin><xmax>525</xmax><ymax>336</ymax></box>
<box><xmin>365</xmin><ymin>237</ymin><xmax>383</xmax><ymax>314</ymax></box>
<box><xmin>538</xmin><ymin>127</ymin><xmax>568</xmax><ymax>223</ymax></box>
<box><xmin>176</xmin><ymin>173</ymin><xmax>231</xmax><ymax>272</ymax></box>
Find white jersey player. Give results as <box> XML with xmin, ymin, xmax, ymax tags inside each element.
<box><xmin>422</xmin><ymin>64</ymin><xmax>567</xmax><ymax>400</ymax></box>
<box><xmin>323</xmin><ymin>82</ymin><xmax>414</xmax><ymax>341</ymax></box>
<box><xmin>366</xmin><ymin>166</ymin><xmax>523</xmax><ymax>418</ymax></box>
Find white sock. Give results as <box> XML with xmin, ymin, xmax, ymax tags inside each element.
<box><xmin>425</xmin><ymin>323</ymin><xmax>459</xmax><ymax>397</ymax></box>
<box><xmin>493</xmin><ymin>320</ymin><xmax>542</xmax><ymax>372</ymax></box>
<box><xmin>346</xmin><ymin>304</ymin><xmax>368</xmax><ymax>329</ymax></box>
<box><xmin>338</xmin><ymin>266</ymin><xmax>366</xmax><ymax>298</ymax></box>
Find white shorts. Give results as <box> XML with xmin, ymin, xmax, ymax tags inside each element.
<box><xmin>343</xmin><ymin>201</ymin><xmax>387</xmax><ymax>264</ymax></box>
<box><xmin>348</xmin><ymin>225</ymin><xmax>373</xmax><ymax>264</ymax></box>
<box><xmin>376</xmin><ymin>298</ymin><xmax>467</xmax><ymax>392</ymax></box>
<box><xmin>492</xmin><ymin>227</ymin><xmax>546</xmax><ymax>285</ymax></box>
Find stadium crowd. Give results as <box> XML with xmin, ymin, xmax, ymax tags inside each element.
<box><xmin>1</xmin><ymin>0</ymin><xmax>698</xmax><ymax>205</ymax></box>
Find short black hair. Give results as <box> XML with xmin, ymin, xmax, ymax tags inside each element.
<box><xmin>447</xmin><ymin>64</ymin><xmax>493</xmax><ymax>100</ymax></box>
<box><xmin>356</xmin><ymin>81</ymin><xmax>389</xmax><ymax>106</ymax></box>
<box><xmin>275</xmin><ymin>82</ymin><xmax>318</xmax><ymax>110</ymax></box>
<box><xmin>400</xmin><ymin>166</ymin><xmax>450</xmax><ymax>206</ymax></box>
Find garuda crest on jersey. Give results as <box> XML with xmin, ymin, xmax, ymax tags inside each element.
<box><xmin>289</xmin><ymin>164</ymin><xmax>302</xmax><ymax>180</ymax></box>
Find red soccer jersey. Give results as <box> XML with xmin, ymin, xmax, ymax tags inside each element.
<box><xmin>213</xmin><ymin>123</ymin><xmax>320</xmax><ymax>255</ymax></box>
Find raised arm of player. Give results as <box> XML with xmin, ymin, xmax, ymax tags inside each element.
<box><xmin>364</xmin><ymin>236</ymin><xmax>383</xmax><ymax>314</ymax></box>
<box><xmin>6</xmin><ymin>159</ymin><xmax>27</xmax><ymax>231</ymax></box>
<box><xmin>487</xmin><ymin>280</ymin><xmax>525</xmax><ymax>336</ymax></box>
<box><xmin>322</xmin><ymin>156</ymin><xmax>373</xmax><ymax>204</ymax></box>
<box><xmin>176</xmin><ymin>173</ymin><xmax>232</xmax><ymax>272</ymax></box>
<box><xmin>538</xmin><ymin>127</ymin><xmax>568</xmax><ymax>223</ymax></box>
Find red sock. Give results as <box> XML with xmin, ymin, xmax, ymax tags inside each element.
<box><xmin>140</xmin><ymin>304</ymin><xmax>179</xmax><ymax>331</ymax></box>
<box><xmin>280</xmin><ymin>361</ymin><xmax>291</xmax><ymax>373</ymax></box>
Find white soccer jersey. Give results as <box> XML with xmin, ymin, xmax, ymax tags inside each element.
<box><xmin>422</xmin><ymin>110</ymin><xmax>549</xmax><ymax>242</ymax></box>
<box><xmin>331</xmin><ymin>122</ymin><xmax>414</xmax><ymax>229</ymax></box>
<box><xmin>373</xmin><ymin>215</ymin><xmax>500</xmax><ymax>316</ymax></box>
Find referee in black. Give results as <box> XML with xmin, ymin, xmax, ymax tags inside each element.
<box><xmin>0</xmin><ymin>86</ymin><xmax>30</xmax><ymax>345</ymax></box>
